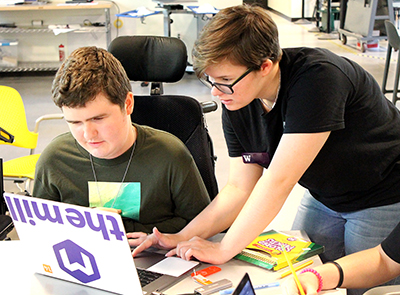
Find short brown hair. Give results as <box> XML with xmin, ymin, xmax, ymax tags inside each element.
<box><xmin>192</xmin><ymin>4</ymin><xmax>282</xmax><ymax>77</ymax></box>
<box><xmin>52</xmin><ymin>46</ymin><xmax>132</xmax><ymax>109</ymax></box>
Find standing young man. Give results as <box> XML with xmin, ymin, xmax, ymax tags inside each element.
<box><xmin>129</xmin><ymin>6</ymin><xmax>400</xmax><ymax>295</ymax></box>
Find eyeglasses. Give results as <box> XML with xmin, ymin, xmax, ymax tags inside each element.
<box><xmin>200</xmin><ymin>68</ymin><xmax>254</xmax><ymax>95</ymax></box>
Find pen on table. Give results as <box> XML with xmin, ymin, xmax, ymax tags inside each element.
<box><xmin>219</xmin><ymin>281</ymin><xmax>280</xmax><ymax>295</ymax></box>
<box><xmin>280</xmin><ymin>260</ymin><xmax>314</xmax><ymax>278</ymax></box>
<box><xmin>281</xmin><ymin>243</ymin><xmax>306</xmax><ymax>295</ymax></box>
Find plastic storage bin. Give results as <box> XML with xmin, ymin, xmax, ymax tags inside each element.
<box><xmin>0</xmin><ymin>40</ymin><xmax>18</xmax><ymax>67</ymax></box>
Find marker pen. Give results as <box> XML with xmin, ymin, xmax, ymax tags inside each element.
<box><xmin>219</xmin><ymin>281</ymin><xmax>280</xmax><ymax>295</ymax></box>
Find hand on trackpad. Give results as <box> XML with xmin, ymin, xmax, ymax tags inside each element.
<box><xmin>147</xmin><ymin>257</ymin><xmax>199</xmax><ymax>277</ymax></box>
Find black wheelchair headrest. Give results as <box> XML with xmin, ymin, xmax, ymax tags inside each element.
<box><xmin>108</xmin><ymin>35</ymin><xmax>187</xmax><ymax>83</ymax></box>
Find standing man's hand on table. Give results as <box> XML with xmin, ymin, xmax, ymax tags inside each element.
<box><xmin>166</xmin><ymin>236</ymin><xmax>233</xmax><ymax>265</ymax></box>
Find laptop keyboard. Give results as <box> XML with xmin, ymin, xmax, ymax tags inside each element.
<box><xmin>137</xmin><ymin>268</ymin><xmax>163</xmax><ymax>287</ymax></box>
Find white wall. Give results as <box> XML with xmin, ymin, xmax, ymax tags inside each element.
<box><xmin>0</xmin><ymin>0</ymin><xmax>241</xmax><ymax>63</ymax></box>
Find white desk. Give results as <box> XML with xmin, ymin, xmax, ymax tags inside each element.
<box><xmin>168</xmin><ymin>256</ymin><xmax>317</xmax><ymax>295</ymax></box>
<box><xmin>0</xmin><ymin>233</ymin><xmax>337</xmax><ymax>295</ymax></box>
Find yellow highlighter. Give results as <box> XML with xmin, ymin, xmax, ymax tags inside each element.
<box><xmin>281</xmin><ymin>243</ymin><xmax>306</xmax><ymax>295</ymax></box>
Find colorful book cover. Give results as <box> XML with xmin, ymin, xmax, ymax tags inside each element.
<box><xmin>235</xmin><ymin>230</ymin><xmax>324</xmax><ymax>271</ymax></box>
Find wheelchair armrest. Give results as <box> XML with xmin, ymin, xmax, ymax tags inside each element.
<box><xmin>201</xmin><ymin>101</ymin><xmax>218</xmax><ymax>113</ymax></box>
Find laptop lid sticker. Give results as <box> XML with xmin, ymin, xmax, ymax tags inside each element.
<box><xmin>4</xmin><ymin>193</ymin><xmax>142</xmax><ymax>295</ymax></box>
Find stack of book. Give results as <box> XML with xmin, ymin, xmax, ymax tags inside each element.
<box><xmin>235</xmin><ymin>230</ymin><xmax>324</xmax><ymax>271</ymax></box>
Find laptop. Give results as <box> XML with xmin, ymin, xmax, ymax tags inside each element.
<box><xmin>4</xmin><ymin>192</ymin><xmax>199</xmax><ymax>295</ymax></box>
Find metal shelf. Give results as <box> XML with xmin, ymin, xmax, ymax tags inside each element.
<box><xmin>0</xmin><ymin>26</ymin><xmax>108</xmax><ymax>34</ymax></box>
<box><xmin>0</xmin><ymin>62</ymin><xmax>60</xmax><ymax>72</ymax></box>
<box><xmin>0</xmin><ymin>1</ymin><xmax>112</xmax><ymax>73</ymax></box>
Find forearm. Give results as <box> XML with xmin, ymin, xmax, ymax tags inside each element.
<box><xmin>284</xmin><ymin>246</ymin><xmax>400</xmax><ymax>295</ymax></box>
<box><xmin>331</xmin><ymin>246</ymin><xmax>399</xmax><ymax>289</ymax></box>
<box><xmin>216</xmin><ymin>133</ymin><xmax>331</xmax><ymax>261</ymax></box>
<box><xmin>308</xmin><ymin>246</ymin><xmax>400</xmax><ymax>290</ymax></box>
<box><xmin>177</xmin><ymin>183</ymin><xmax>250</xmax><ymax>241</ymax></box>
<box><xmin>218</xmin><ymin>169</ymin><xmax>295</xmax><ymax>258</ymax></box>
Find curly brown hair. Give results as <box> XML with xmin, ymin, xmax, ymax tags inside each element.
<box><xmin>52</xmin><ymin>46</ymin><xmax>132</xmax><ymax>109</ymax></box>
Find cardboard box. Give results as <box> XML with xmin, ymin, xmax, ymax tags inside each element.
<box><xmin>0</xmin><ymin>40</ymin><xmax>18</xmax><ymax>67</ymax></box>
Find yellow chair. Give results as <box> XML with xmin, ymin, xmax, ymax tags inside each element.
<box><xmin>0</xmin><ymin>85</ymin><xmax>64</xmax><ymax>193</ymax></box>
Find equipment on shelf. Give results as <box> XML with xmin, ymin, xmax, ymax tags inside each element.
<box><xmin>338</xmin><ymin>0</ymin><xmax>394</xmax><ymax>52</ymax></box>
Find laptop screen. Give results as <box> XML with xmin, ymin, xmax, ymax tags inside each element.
<box><xmin>232</xmin><ymin>273</ymin><xmax>256</xmax><ymax>295</ymax></box>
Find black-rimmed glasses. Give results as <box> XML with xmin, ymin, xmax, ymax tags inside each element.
<box><xmin>200</xmin><ymin>68</ymin><xmax>254</xmax><ymax>95</ymax></box>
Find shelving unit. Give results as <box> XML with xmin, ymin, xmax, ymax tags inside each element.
<box><xmin>0</xmin><ymin>26</ymin><xmax>108</xmax><ymax>34</ymax></box>
<box><xmin>0</xmin><ymin>1</ymin><xmax>112</xmax><ymax>73</ymax></box>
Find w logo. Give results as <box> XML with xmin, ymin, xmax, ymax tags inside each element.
<box><xmin>53</xmin><ymin>240</ymin><xmax>101</xmax><ymax>283</ymax></box>
<box><xmin>242</xmin><ymin>155</ymin><xmax>252</xmax><ymax>162</ymax></box>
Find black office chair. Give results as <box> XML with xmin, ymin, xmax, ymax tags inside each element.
<box><xmin>108</xmin><ymin>35</ymin><xmax>219</xmax><ymax>200</ymax></box>
<box><xmin>382</xmin><ymin>20</ymin><xmax>400</xmax><ymax>105</ymax></box>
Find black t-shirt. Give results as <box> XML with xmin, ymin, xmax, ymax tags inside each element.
<box><xmin>381</xmin><ymin>222</ymin><xmax>400</xmax><ymax>264</ymax></box>
<box><xmin>223</xmin><ymin>47</ymin><xmax>400</xmax><ymax>212</ymax></box>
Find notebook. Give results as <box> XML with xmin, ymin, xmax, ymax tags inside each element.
<box><xmin>4</xmin><ymin>192</ymin><xmax>199</xmax><ymax>295</ymax></box>
<box><xmin>235</xmin><ymin>230</ymin><xmax>324</xmax><ymax>271</ymax></box>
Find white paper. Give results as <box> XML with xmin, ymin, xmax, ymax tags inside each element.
<box><xmin>147</xmin><ymin>257</ymin><xmax>199</xmax><ymax>277</ymax></box>
<box><xmin>48</xmin><ymin>24</ymin><xmax>81</xmax><ymax>35</ymax></box>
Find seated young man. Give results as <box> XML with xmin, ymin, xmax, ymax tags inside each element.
<box><xmin>33</xmin><ymin>46</ymin><xmax>211</xmax><ymax>233</ymax></box>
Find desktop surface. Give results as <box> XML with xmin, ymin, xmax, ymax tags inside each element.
<box><xmin>0</xmin><ymin>232</ymin><xmax>339</xmax><ymax>295</ymax></box>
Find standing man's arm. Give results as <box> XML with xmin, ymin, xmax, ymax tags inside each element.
<box><xmin>170</xmin><ymin>132</ymin><xmax>330</xmax><ymax>264</ymax></box>
<box><xmin>129</xmin><ymin>156</ymin><xmax>263</xmax><ymax>254</ymax></box>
